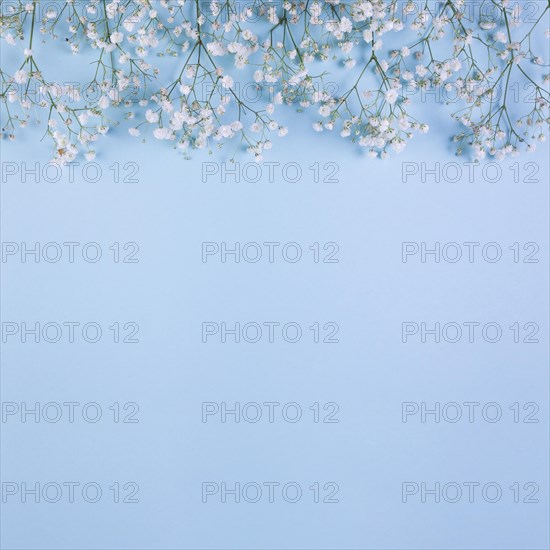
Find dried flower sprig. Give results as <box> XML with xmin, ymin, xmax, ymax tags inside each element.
<box><xmin>1</xmin><ymin>0</ymin><xmax>548</xmax><ymax>163</ymax></box>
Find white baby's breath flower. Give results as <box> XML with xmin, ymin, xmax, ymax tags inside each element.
<box><xmin>363</xmin><ymin>29</ymin><xmax>373</xmax><ymax>42</ymax></box>
<box><xmin>98</xmin><ymin>96</ymin><xmax>110</xmax><ymax>109</ymax></box>
<box><xmin>220</xmin><ymin>76</ymin><xmax>233</xmax><ymax>89</ymax></box>
<box><xmin>14</xmin><ymin>70</ymin><xmax>28</xmax><ymax>84</ymax></box>
<box><xmin>146</xmin><ymin>110</ymin><xmax>159</xmax><ymax>123</ymax></box>
<box><xmin>110</xmin><ymin>31</ymin><xmax>124</xmax><ymax>44</ymax></box>
<box><xmin>153</xmin><ymin>127</ymin><xmax>172</xmax><ymax>140</ymax></box>
<box><xmin>385</xmin><ymin>89</ymin><xmax>398</xmax><ymax>104</ymax></box>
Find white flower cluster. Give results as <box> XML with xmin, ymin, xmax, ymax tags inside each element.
<box><xmin>0</xmin><ymin>0</ymin><xmax>548</xmax><ymax>163</ymax></box>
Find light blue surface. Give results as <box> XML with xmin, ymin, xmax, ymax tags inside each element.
<box><xmin>1</xmin><ymin>11</ymin><xmax>549</xmax><ymax>550</ymax></box>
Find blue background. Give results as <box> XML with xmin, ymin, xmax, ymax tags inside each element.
<box><xmin>1</xmin><ymin>6</ymin><xmax>549</xmax><ymax>548</ymax></box>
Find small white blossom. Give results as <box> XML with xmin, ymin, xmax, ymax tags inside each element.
<box><xmin>14</xmin><ymin>70</ymin><xmax>28</xmax><ymax>84</ymax></box>
<box><xmin>385</xmin><ymin>89</ymin><xmax>398</xmax><ymax>104</ymax></box>
<box><xmin>146</xmin><ymin>109</ymin><xmax>159</xmax><ymax>123</ymax></box>
<box><xmin>110</xmin><ymin>31</ymin><xmax>124</xmax><ymax>44</ymax></box>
